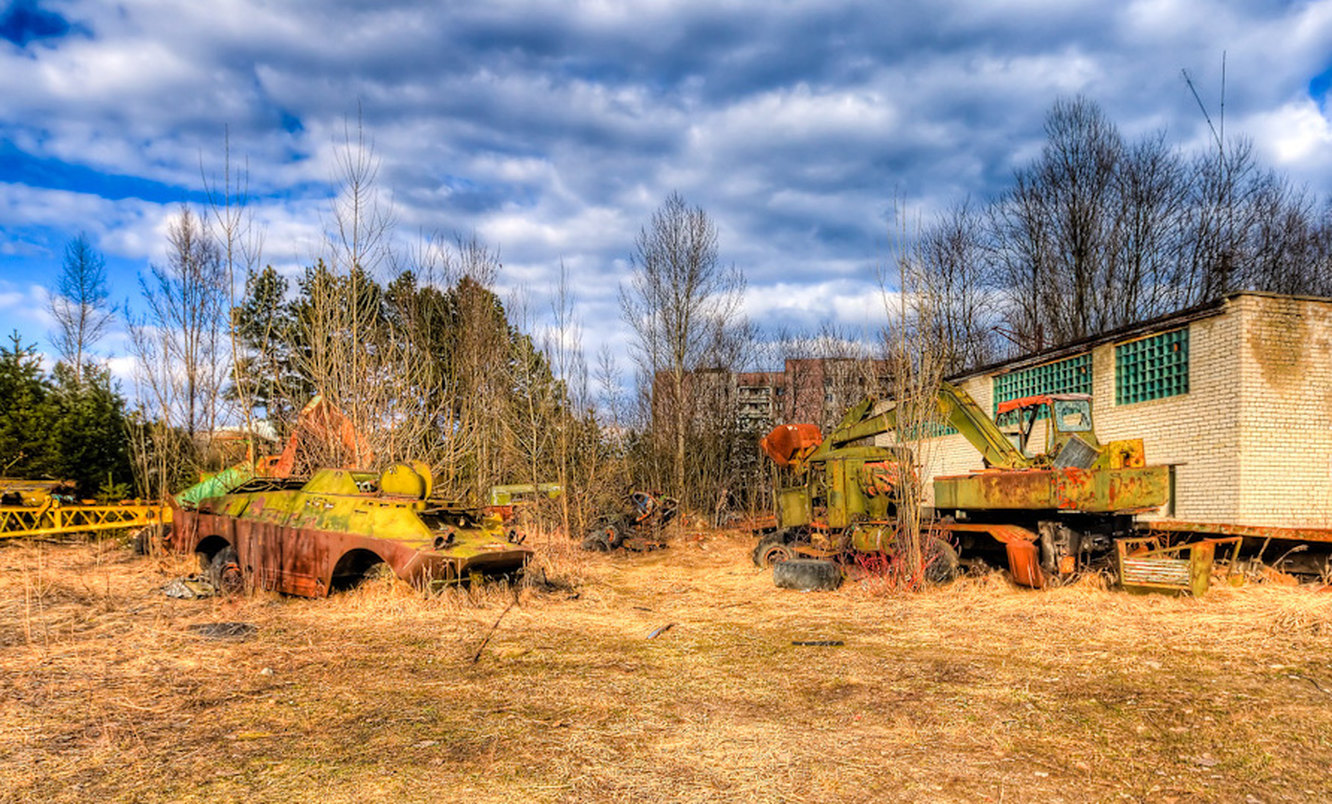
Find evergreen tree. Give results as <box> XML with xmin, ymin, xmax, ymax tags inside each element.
<box><xmin>42</xmin><ymin>362</ymin><xmax>133</xmax><ymax>498</ymax></box>
<box><xmin>0</xmin><ymin>332</ymin><xmax>50</xmax><ymax>478</ymax></box>
<box><xmin>0</xmin><ymin>331</ymin><xmax>132</xmax><ymax>497</ymax></box>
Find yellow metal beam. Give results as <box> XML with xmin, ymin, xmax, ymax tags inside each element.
<box><xmin>0</xmin><ymin>501</ymin><xmax>169</xmax><ymax>539</ymax></box>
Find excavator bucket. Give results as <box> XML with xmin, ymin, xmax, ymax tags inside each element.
<box><xmin>760</xmin><ymin>423</ymin><xmax>823</xmax><ymax>469</ymax></box>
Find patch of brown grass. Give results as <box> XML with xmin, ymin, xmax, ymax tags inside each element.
<box><xmin>1</xmin><ymin>530</ymin><xmax>1330</xmax><ymax>802</ymax></box>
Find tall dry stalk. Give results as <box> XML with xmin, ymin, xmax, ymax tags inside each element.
<box><xmin>203</xmin><ymin>129</ymin><xmax>266</xmax><ymax>465</ymax></box>
<box><xmin>878</xmin><ymin>207</ymin><xmax>951</xmax><ymax>590</ymax></box>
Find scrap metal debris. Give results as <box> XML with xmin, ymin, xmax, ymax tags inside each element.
<box><xmin>162</xmin><ymin>576</ymin><xmax>217</xmax><ymax>599</ymax></box>
<box><xmin>582</xmin><ymin>490</ymin><xmax>678</xmax><ymax>552</ymax></box>
<box><xmin>646</xmin><ymin>623</ymin><xmax>675</xmax><ymax>639</ymax></box>
<box><xmin>187</xmin><ymin>622</ymin><xmax>257</xmax><ymax>640</ymax></box>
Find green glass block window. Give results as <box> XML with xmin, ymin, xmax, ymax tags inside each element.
<box><xmin>900</xmin><ymin>420</ymin><xmax>957</xmax><ymax>440</ymax></box>
<box><xmin>1115</xmin><ymin>328</ymin><xmax>1188</xmax><ymax>405</ymax></box>
<box><xmin>992</xmin><ymin>353</ymin><xmax>1093</xmax><ymax>417</ymax></box>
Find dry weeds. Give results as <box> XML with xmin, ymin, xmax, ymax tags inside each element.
<box><xmin>1</xmin><ymin>531</ymin><xmax>1330</xmax><ymax>803</ymax></box>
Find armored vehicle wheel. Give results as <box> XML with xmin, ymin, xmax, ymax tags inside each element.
<box><xmin>753</xmin><ymin>532</ymin><xmax>796</xmax><ymax>568</ymax></box>
<box><xmin>924</xmin><ymin>537</ymin><xmax>961</xmax><ymax>584</ymax></box>
<box><xmin>773</xmin><ymin>559</ymin><xmax>842</xmax><ymax>591</ymax></box>
<box><xmin>209</xmin><ymin>546</ymin><xmax>244</xmax><ymax>596</ymax></box>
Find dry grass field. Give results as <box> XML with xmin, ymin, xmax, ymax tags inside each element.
<box><xmin>2</xmin><ymin>530</ymin><xmax>1331</xmax><ymax>803</ymax></box>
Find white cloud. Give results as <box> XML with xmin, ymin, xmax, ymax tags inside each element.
<box><xmin>2</xmin><ymin>0</ymin><xmax>1331</xmax><ymax>390</ymax></box>
<box><xmin>0</xmin><ymin>279</ymin><xmax>56</xmax><ymax>333</ymax></box>
<box><xmin>1247</xmin><ymin>100</ymin><xmax>1332</xmax><ymax>176</ymax></box>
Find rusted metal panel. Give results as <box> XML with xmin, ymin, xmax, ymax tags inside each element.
<box><xmin>939</xmin><ymin>522</ymin><xmax>1038</xmax><ymax>544</ymax></box>
<box><xmin>826</xmin><ymin>459</ymin><xmax>850</xmax><ymax>529</ymax></box>
<box><xmin>938</xmin><ymin>522</ymin><xmax>1045</xmax><ymax>588</ymax></box>
<box><xmin>176</xmin><ymin>507</ymin><xmax>528</xmax><ymax>597</ymax></box>
<box><xmin>777</xmin><ymin>486</ymin><xmax>812</xmax><ymax>527</ymax></box>
<box><xmin>760</xmin><ymin>423</ymin><xmax>823</xmax><ymax>469</ymax></box>
<box><xmin>1005</xmin><ymin>540</ymin><xmax>1045</xmax><ymax>588</ymax></box>
<box><xmin>934</xmin><ymin>465</ymin><xmax>1168</xmax><ymax>513</ymax></box>
<box><xmin>1116</xmin><ymin>536</ymin><xmax>1239</xmax><ymax>597</ymax></box>
<box><xmin>171</xmin><ymin>464</ymin><xmax>530</xmax><ymax>598</ymax></box>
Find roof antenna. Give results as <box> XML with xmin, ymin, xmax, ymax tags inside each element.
<box><xmin>1182</xmin><ymin>50</ymin><xmax>1226</xmax><ymax>155</ymax></box>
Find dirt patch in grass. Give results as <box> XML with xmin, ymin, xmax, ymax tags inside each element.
<box><xmin>1</xmin><ymin>531</ymin><xmax>1331</xmax><ymax>802</ymax></box>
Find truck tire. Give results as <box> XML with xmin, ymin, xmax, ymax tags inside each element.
<box><xmin>752</xmin><ymin>530</ymin><xmax>795</xmax><ymax>567</ymax></box>
<box><xmin>773</xmin><ymin>559</ymin><xmax>842</xmax><ymax>591</ymax></box>
<box><xmin>924</xmin><ymin>537</ymin><xmax>961</xmax><ymax>584</ymax></box>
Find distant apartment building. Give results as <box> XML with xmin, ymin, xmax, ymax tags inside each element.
<box><xmin>733</xmin><ymin>358</ymin><xmax>892</xmax><ymax>433</ymax></box>
<box><xmin>894</xmin><ymin>292</ymin><xmax>1332</xmax><ymax>529</ymax></box>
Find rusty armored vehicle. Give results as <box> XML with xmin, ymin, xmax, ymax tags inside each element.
<box><xmin>170</xmin><ymin>461</ymin><xmax>531</xmax><ymax>598</ymax></box>
<box><xmin>757</xmin><ymin>381</ymin><xmax>1171</xmax><ymax>588</ymax></box>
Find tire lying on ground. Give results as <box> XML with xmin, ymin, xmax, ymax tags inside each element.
<box><xmin>772</xmin><ymin>559</ymin><xmax>842</xmax><ymax>591</ymax></box>
<box><xmin>209</xmin><ymin>546</ymin><xmax>244</xmax><ymax>596</ymax></box>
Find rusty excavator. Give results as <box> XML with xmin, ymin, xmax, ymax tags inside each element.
<box><xmin>755</xmin><ymin>381</ymin><xmax>1172</xmax><ymax>588</ymax></box>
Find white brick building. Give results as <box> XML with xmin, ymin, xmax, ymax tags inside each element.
<box><xmin>903</xmin><ymin>292</ymin><xmax>1332</xmax><ymax>529</ymax></box>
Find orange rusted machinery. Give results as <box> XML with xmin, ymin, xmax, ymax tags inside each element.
<box><xmin>255</xmin><ymin>394</ymin><xmax>374</xmax><ymax>478</ymax></box>
<box><xmin>755</xmin><ymin>382</ymin><xmax>1171</xmax><ymax>588</ymax></box>
<box><xmin>175</xmin><ymin>394</ymin><xmax>373</xmax><ymax>509</ymax></box>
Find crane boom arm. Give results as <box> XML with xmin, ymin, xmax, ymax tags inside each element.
<box><xmin>823</xmin><ymin>381</ymin><xmax>1030</xmax><ymax>469</ymax></box>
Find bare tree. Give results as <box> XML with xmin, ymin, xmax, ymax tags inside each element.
<box><xmin>203</xmin><ymin>129</ymin><xmax>266</xmax><ymax>456</ymax></box>
<box><xmin>134</xmin><ymin>206</ymin><xmax>229</xmax><ymax>442</ymax></box>
<box><xmin>128</xmin><ymin>206</ymin><xmax>230</xmax><ymax>497</ymax></box>
<box><xmin>874</xmin><ymin>210</ymin><xmax>953</xmax><ymax>591</ymax></box>
<box><xmin>48</xmin><ymin>233</ymin><xmax>112</xmax><ymax>385</ymax></box>
<box><xmin>544</xmin><ymin>261</ymin><xmax>590</xmax><ymax>536</ymax></box>
<box><xmin>906</xmin><ymin>203</ymin><xmax>997</xmax><ymax>373</ymax></box>
<box><xmin>620</xmin><ymin>191</ymin><xmax>745</xmax><ymax>510</ymax></box>
<box><xmin>990</xmin><ymin>96</ymin><xmax>1125</xmax><ymax>348</ymax></box>
<box><xmin>1110</xmin><ymin>133</ymin><xmax>1190</xmax><ymax>320</ymax></box>
<box><xmin>986</xmin><ymin>96</ymin><xmax>1332</xmax><ymax>353</ymax></box>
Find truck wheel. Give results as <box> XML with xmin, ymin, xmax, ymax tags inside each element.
<box><xmin>752</xmin><ymin>530</ymin><xmax>795</xmax><ymax>567</ymax></box>
<box><xmin>209</xmin><ymin>547</ymin><xmax>244</xmax><ymax>596</ymax></box>
<box><xmin>773</xmin><ymin>559</ymin><xmax>842</xmax><ymax>591</ymax></box>
<box><xmin>924</xmin><ymin>537</ymin><xmax>961</xmax><ymax>584</ymax></box>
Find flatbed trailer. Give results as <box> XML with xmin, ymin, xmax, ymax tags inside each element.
<box><xmin>1149</xmin><ymin>519</ymin><xmax>1332</xmax><ymax>545</ymax></box>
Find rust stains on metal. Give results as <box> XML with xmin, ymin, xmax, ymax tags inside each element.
<box><xmin>934</xmin><ymin>465</ymin><xmax>1169</xmax><ymax>514</ymax></box>
<box><xmin>1004</xmin><ymin>539</ymin><xmax>1045</xmax><ymax>589</ymax></box>
<box><xmin>759</xmin><ymin>423</ymin><xmax>823</xmax><ymax>470</ymax></box>
<box><xmin>1151</xmin><ymin>519</ymin><xmax>1332</xmax><ymax>545</ymax></box>
<box><xmin>171</xmin><ymin>463</ymin><xmax>530</xmax><ymax>598</ymax></box>
<box><xmin>1116</xmin><ymin>536</ymin><xmax>1242</xmax><ymax>597</ymax></box>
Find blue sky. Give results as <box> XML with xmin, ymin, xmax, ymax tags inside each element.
<box><xmin>2</xmin><ymin>0</ymin><xmax>1331</xmax><ymax>384</ymax></box>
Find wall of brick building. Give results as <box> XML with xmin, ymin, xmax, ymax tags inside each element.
<box><xmin>1234</xmin><ymin>295</ymin><xmax>1332</xmax><ymax>527</ymax></box>
<box><xmin>879</xmin><ymin>293</ymin><xmax>1332</xmax><ymax>527</ymax></box>
<box><xmin>1093</xmin><ymin>307</ymin><xmax>1242</xmax><ymax>523</ymax></box>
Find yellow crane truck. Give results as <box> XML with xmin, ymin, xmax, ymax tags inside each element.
<box><xmin>755</xmin><ymin>381</ymin><xmax>1171</xmax><ymax>588</ymax></box>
